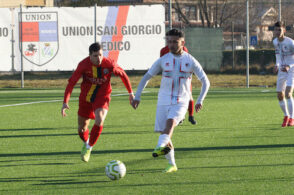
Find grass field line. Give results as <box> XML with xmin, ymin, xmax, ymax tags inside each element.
<box><xmin>0</xmin><ymin>91</ymin><xmax>151</xmax><ymax>108</ymax></box>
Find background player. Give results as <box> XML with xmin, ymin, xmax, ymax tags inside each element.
<box><xmin>160</xmin><ymin>40</ymin><xmax>196</xmax><ymax>125</ymax></box>
<box><xmin>132</xmin><ymin>29</ymin><xmax>210</xmax><ymax>173</ymax></box>
<box><xmin>61</xmin><ymin>42</ymin><xmax>134</xmax><ymax>162</ymax></box>
<box><xmin>273</xmin><ymin>21</ymin><xmax>294</xmax><ymax>127</ymax></box>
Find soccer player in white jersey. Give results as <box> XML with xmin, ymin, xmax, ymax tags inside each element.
<box><xmin>132</xmin><ymin>29</ymin><xmax>210</xmax><ymax>173</ymax></box>
<box><xmin>273</xmin><ymin>21</ymin><xmax>294</xmax><ymax>127</ymax></box>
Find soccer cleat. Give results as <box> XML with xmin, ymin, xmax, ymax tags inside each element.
<box><xmin>288</xmin><ymin>118</ymin><xmax>294</xmax><ymax>126</ymax></box>
<box><xmin>178</xmin><ymin>119</ymin><xmax>184</xmax><ymax>125</ymax></box>
<box><xmin>152</xmin><ymin>146</ymin><xmax>171</xmax><ymax>157</ymax></box>
<box><xmin>164</xmin><ymin>164</ymin><xmax>178</xmax><ymax>173</ymax></box>
<box><xmin>282</xmin><ymin>116</ymin><xmax>289</xmax><ymax>127</ymax></box>
<box><xmin>188</xmin><ymin>116</ymin><xmax>197</xmax><ymax>125</ymax></box>
<box><xmin>81</xmin><ymin>144</ymin><xmax>91</xmax><ymax>162</ymax></box>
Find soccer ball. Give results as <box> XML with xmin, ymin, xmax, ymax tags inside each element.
<box><xmin>105</xmin><ymin>160</ymin><xmax>126</xmax><ymax>180</ymax></box>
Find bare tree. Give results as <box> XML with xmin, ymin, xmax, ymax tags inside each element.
<box><xmin>173</xmin><ymin>0</ymin><xmax>192</xmax><ymax>27</ymax></box>
<box><xmin>198</xmin><ymin>0</ymin><xmax>211</xmax><ymax>27</ymax></box>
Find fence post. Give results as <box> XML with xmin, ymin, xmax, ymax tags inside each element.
<box><xmin>94</xmin><ymin>3</ymin><xmax>97</xmax><ymax>42</ymax></box>
<box><xmin>20</xmin><ymin>4</ymin><xmax>24</xmax><ymax>88</ymax></box>
<box><xmin>169</xmin><ymin>0</ymin><xmax>172</xmax><ymax>30</ymax></box>
<box><xmin>231</xmin><ymin>21</ymin><xmax>235</xmax><ymax>69</ymax></box>
<box><xmin>10</xmin><ymin>8</ymin><xmax>16</xmax><ymax>72</ymax></box>
<box><xmin>246</xmin><ymin>0</ymin><xmax>250</xmax><ymax>88</ymax></box>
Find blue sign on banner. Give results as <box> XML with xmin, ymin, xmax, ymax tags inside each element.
<box><xmin>250</xmin><ymin>36</ymin><xmax>258</xmax><ymax>46</ymax></box>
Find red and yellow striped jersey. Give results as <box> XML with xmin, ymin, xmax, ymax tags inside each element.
<box><xmin>63</xmin><ymin>56</ymin><xmax>132</xmax><ymax>104</ymax></box>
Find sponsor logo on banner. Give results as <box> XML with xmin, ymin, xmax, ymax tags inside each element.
<box><xmin>20</xmin><ymin>12</ymin><xmax>58</xmax><ymax>66</ymax></box>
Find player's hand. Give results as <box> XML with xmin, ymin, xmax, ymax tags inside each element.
<box><xmin>195</xmin><ymin>103</ymin><xmax>202</xmax><ymax>113</ymax></box>
<box><xmin>131</xmin><ymin>100</ymin><xmax>140</xmax><ymax>109</ymax></box>
<box><xmin>129</xmin><ymin>93</ymin><xmax>135</xmax><ymax>105</ymax></box>
<box><xmin>281</xmin><ymin>65</ymin><xmax>290</xmax><ymax>72</ymax></box>
<box><xmin>273</xmin><ymin>66</ymin><xmax>278</xmax><ymax>74</ymax></box>
<box><xmin>61</xmin><ymin>103</ymin><xmax>70</xmax><ymax>117</ymax></box>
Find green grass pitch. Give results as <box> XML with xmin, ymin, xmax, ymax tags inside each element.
<box><xmin>0</xmin><ymin>87</ymin><xmax>294</xmax><ymax>194</ymax></box>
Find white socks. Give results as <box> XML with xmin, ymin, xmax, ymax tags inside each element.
<box><xmin>157</xmin><ymin>134</ymin><xmax>170</xmax><ymax>147</ymax></box>
<box><xmin>165</xmin><ymin>148</ymin><xmax>176</xmax><ymax>166</ymax></box>
<box><xmin>287</xmin><ymin>98</ymin><xmax>294</xmax><ymax>118</ymax></box>
<box><xmin>86</xmin><ymin>143</ymin><xmax>92</xmax><ymax>150</ymax></box>
<box><xmin>279</xmin><ymin>100</ymin><xmax>289</xmax><ymax>117</ymax></box>
<box><xmin>157</xmin><ymin>134</ymin><xmax>176</xmax><ymax>166</ymax></box>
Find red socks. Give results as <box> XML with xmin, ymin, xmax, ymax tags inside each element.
<box><xmin>89</xmin><ymin>124</ymin><xmax>103</xmax><ymax>147</ymax></box>
<box><xmin>188</xmin><ymin>100</ymin><xmax>194</xmax><ymax>116</ymax></box>
<box><xmin>78</xmin><ymin>129</ymin><xmax>89</xmax><ymax>142</ymax></box>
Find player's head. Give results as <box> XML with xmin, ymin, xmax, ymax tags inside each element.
<box><xmin>89</xmin><ymin>42</ymin><xmax>103</xmax><ymax>65</ymax></box>
<box><xmin>166</xmin><ymin>29</ymin><xmax>185</xmax><ymax>55</ymax></box>
<box><xmin>274</xmin><ymin>21</ymin><xmax>285</xmax><ymax>39</ymax></box>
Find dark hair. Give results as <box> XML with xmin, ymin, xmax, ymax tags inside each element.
<box><xmin>166</xmin><ymin>28</ymin><xmax>184</xmax><ymax>38</ymax></box>
<box><xmin>274</xmin><ymin>21</ymin><xmax>284</xmax><ymax>28</ymax></box>
<box><xmin>89</xmin><ymin>42</ymin><xmax>101</xmax><ymax>54</ymax></box>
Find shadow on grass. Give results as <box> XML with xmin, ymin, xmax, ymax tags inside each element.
<box><xmin>1</xmin><ymin>143</ymin><xmax>294</xmax><ymax>158</ymax></box>
<box><xmin>0</xmin><ymin>128</ymin><xmax>62</xmax><ymax>132</ymax></box>
<box><xmin>0</xmin><ymin>162</ymin><xmax>75</xmax><ymax>168</ymax></box>
<box><xmin>0</xmin><ymin>133</ymin><xmax>76</xmax><ymax>139</ymax></box>
<box><xmin>102</xmin><ymin>130</ymin><xmax>151</xmax><ymax>135</ymax></box>
<box><xmin>0</xmin><ymin>130</ymin><xmax>153</xmax><ymax>138</ymax></box>
<box><xmin>180</xmin><ymin>162</ymin><xmax>294</xmax><ymax>170</ymax></box>
<box><xmin>32</xmin><ymin>180</ymin><xmax>109</xmax><ymax>186</ymax></box>
<box><xmin>179</xmin><ymin>124</ymin><xmax>292</xmax><ymax>132</ymax></box>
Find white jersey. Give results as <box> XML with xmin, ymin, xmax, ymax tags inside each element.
<box><xmin>147</xmin><ymin>51</ymin><xmax>206</xmax><ymax>105</ymax></box>
<box><xmin>273</xmin><ymin>36</ymin><xmax>294</xmax><ymax>70</ymax></box>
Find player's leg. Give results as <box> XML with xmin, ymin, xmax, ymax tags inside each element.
<box><xmin>78</xmin><ymin>116</ymin><xmax>90</xmax><ymax>143</ymax></box>
<box><xmin>164</xmin><ymin>141</ymin><xmax>177</xmax><ymax>173</ymax></box>
<box><xmin>188</xmin><ymin>100</ymin><xmax>196</xmax><ymax>125</ymax></box>
<box><xmin>81</xmin><ymin>108</ymin><xmax>108</xmax><ymax>162</ymax></box>
<box><xmin>152</xmin><ymin>118</ymin><xmax>177</xmax><ymax>157</ymax></box>
<box><xmin>152</xmin><ymin>105</ymin><xmax>188</xmax><ymax>165</ymax></box>
<box><xmin>89</xmin><ymin>108</ymin><xmax>108</xmax><ymax>147</ymax></box>
<box><xmin>78</xmin><ymin>99</ymin><xmax>96</xmax><ymax>162</ymax></box>
<box><xmin>80</xmin><ymin>96</ymin><xmax>110</xmax><ymax>162</ymax></box>
<box><xmin>78</xmin><ymin>99</ymin><xmax>95</xmax><ymax>142</ymax></box>
<box><xmin>161</xmin><ymin>104</ymin><xmax>186</xmax><ymax>172</ymax></box>
<box><xmin>285</xmin><ymin>73</ymin><xmax>294</xmax><ymax>126</ymax></box>
<box><xmin>285</xmin><ymin>85</ymin><xmax>294</xmax><ymax>126</ymax></box>
<box><xmin>276</xmin><ymin>74</ymin><xmax>289</xmax><ymax>127</ymax></box>
<box><xmin>153</xmin><ymin>105</ymin><xmax>172</xmax><ymax>157</ymax></box>
<box><xmin>188</xmin><ymin>85</ymin><xmax>196</xmax><ymax>125</ymax></box>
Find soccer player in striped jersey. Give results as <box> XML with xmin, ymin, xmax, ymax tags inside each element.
<box><xmin>61</xmin><ymin>42</ymin><xmax>134</xmax><ymax>162</ymax></box>
<box><xmin>160</xmin><ymin>43</ymin><xmax>196</xmax><ymax>125</ymax></box>
<box><xmin>132</xmin><ymin>29</ymin><xmax>210</xmax><ymax>173</ymax></box>
<box><xmin>273</xmin><ymin>21</ymin><xmax>294</xmax><ymax>127</ymax></box>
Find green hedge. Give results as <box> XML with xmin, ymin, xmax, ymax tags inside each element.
<box><xmin>221</xmin><ymin>49</ymin><xmax>276</xmax><ymax>74</ymax></box>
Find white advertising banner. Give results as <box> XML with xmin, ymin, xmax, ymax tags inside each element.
<box><xmin>12</xmin><ymin>5</ymin><xmax>165</xmax><ymax>71</ymax></box>
<box><xmin>0</xmin><ymin>8</ymin><xmax>12</xmax><ymax>71</ymax></box>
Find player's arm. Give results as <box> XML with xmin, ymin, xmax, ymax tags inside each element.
<box><xmin>282</xmin><ymin>40</ymin><xmax>294</xmax><ymax>72</ymax></box>
<box><xmin>192</xmin><ymin>59</ymin><xmax>210</xmax><ymax>113</ymax></box>
<box><xmin>133</xmin><ymin>58</ymin><xmax>162</xmax><ymax>109</ymax></box>
<box><xmin>195</xmin><ymin>75</ymin><xmax>210</xmax><ymax>112</ymax></box>
<box><xmin>288</xmin><ymin>39</ymin><xmax>294</xmax><ymax>69</ymax></box>
<box><xmin>273</xmin><ymin>41</ymin><xmax>281</xmax><ymax>73</ymax></box>
<box><xmin>132</xmin><ymin>73</ymin><xmax>153</xmax><ymax>109</ymax></box>
<box><xmin>61</xmin><ymin>64</ymin><xmax>83</xmax><ymax>117</ymax></box>
<box><xmin>113</xmin><ymin>66</ymin><xmax>134</xmax><ymax>106</ymax></box>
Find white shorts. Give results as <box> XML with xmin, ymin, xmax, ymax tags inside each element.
<box><xmin>154</xmin><ymin>103</ymin><xmax>188</xmax><ymax>132</ymax></box>
<box><xmin>276</xmin><ymin>70</ymin><xmax>294</xmax><ymax>92</ymax></box>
